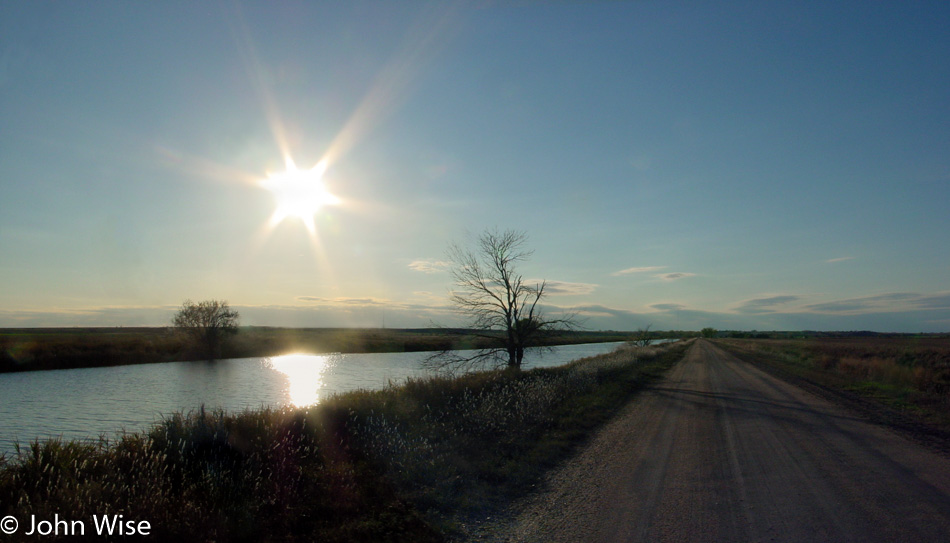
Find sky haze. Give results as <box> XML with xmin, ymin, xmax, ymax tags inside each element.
<box><xmin>1</xmin><ymin>1</ymin><xmax>948</xmax><ymax>332</ymax></box>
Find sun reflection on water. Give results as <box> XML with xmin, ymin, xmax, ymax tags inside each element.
<box><xmin>265</xmin><ymin>353</ymin><xmax>333</xmax><ymax>407</ymax></box>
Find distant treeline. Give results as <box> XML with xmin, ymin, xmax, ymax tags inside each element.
<box><xmin>5</xmin><ymin>326</ymin><xmax>938</xmax><ymax>374</ymax></box>
<box><xmin>0</xmin><ymin>327</ymin><xmax>656</xmax><ymax>373</ymax></box>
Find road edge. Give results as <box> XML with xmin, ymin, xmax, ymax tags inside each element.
<box><xmin>713</xmin><ymin>339</ymin><xmax>950</xmax><ymax>458</ymax></box>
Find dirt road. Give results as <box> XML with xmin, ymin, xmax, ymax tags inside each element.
<box><xmin>487</xmin><ymin>340</ymin><xmax>950</xmax><ymax>542</ymax></box>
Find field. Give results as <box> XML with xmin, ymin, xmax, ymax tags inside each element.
<box><xmin>0</xmin><ymin>327</ymin><xmax>650</xmax><ymax>373</ymax></box>
<box><xmin>714</xmin><ymin>337</ymin><xmax>950</xmax><ymax>431</ymax></box>
<box><xmin>0</xmin><ymin>341</ymin><xmax>689</xmax><ymax>541</ymax></box>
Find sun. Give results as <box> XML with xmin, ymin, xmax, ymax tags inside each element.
<box><xmin>259</xmin><ymin>159</ymin><xmax>340</xmax><ymax>232</ymax></box>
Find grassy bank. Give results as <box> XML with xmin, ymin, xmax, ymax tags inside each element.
<box><xmin>0</xmin><ymin>327</ymin><xmax>645</xmax><ymax>373</ymax></box>
<box><xmin>714</xmin><ymin>337</ymin><xmax>950</xmax><ymax>431</ymax></box>
<box><xmin>0</xmin><ymin>340</ymin><xmax>688</xmax><ymax>542</ymax></box>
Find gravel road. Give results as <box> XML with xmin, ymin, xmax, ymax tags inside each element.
<box><xmin>481</xmin><ymin>339</ymin><xmax>950</xmax><ymax>542</ymax></box>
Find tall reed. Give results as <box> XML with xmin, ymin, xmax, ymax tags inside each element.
<box><xmin>0</xmin><ymin>341</ymin><xmax>687</xmax><ymax>541</ymax></box>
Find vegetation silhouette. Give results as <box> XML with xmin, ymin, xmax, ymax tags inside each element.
<box><xmin>0</xmin><ymin>342</ymin><xmax>688</xmax><ymax>541</ymax></box>
<box><xmin>425</xmin><ymin>228</ymin><xmax>580</xmax><ymax>373</ymax></box>
<box><xmin>172</xmin><ymin>299</ymin><xmax>240</xmax><ymax>360</ymax></box>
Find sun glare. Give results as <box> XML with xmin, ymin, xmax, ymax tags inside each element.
<box><xmin>260</xmin><ymin>159</ymin><xmax>340</xmax><ymax>232</ymax></box>
<box><xmin>266</xmin><ymin>353</ymin><xmax>332</xmax><ymax>407</ymax></box>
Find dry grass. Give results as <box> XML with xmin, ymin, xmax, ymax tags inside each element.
<box><xmin>716</xmin><ymin>337</ymin><xmax>950</xmax><ymax>427</ymax></box>
<box><xmin>0</xmin><ymin>341</ymin><xmax>689</xmax><ymax>541</ymax></box>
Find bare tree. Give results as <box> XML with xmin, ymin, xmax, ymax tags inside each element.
<box><xmin>172</xmin><ymin>299</ymin><xmax>240</xmax><ymax>360</ymax></box>
<box><xmin>426</xmin><ymin>228</ymin><xmax>578</xmax><ymax>372</ymax></box>
<box><xmin>631</xmin><ymin>324</ymin><xmax>654</xmax><ymax>347</ymax></box>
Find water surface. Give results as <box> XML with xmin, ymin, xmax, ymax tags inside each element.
<box><xmin>0</xmin><ymin>342</ymin><xmax>628</xmax><ymax>455</ymax></box>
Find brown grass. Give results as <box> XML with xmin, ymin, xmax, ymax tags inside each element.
<box><xmin>716</xmin><ymin>337</ymin><xmax>950</xmax><ymax>428</ymax></box>
<box><xmin>0</xmin><ymin>341</ymin><xmax>689</xmax><ymax>541</ymax></box>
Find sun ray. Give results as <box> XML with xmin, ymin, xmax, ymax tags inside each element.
<box><xmin>259</xmin><ymin>159</ymin><xmax>340</xmax><ymax>232</ymax></box>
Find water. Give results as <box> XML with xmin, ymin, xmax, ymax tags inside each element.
<box><xmin>0</xmin><ymin>342</ymin><xmax>631</xmax><ymax>456</ymax></box>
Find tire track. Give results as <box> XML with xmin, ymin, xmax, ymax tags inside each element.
<box><xmin>485</xmin><ymin>340</ymin><xmax>950</xmax><ymax>542</ymax></box>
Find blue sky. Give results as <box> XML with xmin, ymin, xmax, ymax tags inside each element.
<box><xmin>1</xmin><ymin>1</ymin><xmax>948</xmax><ymax>332</ymax></box>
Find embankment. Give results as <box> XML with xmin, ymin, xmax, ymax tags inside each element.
<box><xmin>0</xmin><ymin>340</ymin><xmax>689</xmax><ymax>541</ymax></box>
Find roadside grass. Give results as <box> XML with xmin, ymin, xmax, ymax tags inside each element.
<box><xmin>0</xmin><ymin>340</ymin><xmax>689</xmax><ymax>541</ymax></box>
<box><xmin>0</xmin><ymin>327</ymin><xmax>643</xmax><ymax>373</ymax></box>
<box><xmin>714</xmin><ymin>337</ymin><xmax>950</xmax><ymax>430</ymax></box>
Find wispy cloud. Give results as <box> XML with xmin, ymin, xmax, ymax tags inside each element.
<box><xmin>297</xmin><ymin>296</ymin><xmax>389</xmax><ymax>306</ymax></box>
<box><xmin>572</xmin><ymin>304</ymin><xmax>640</xmax><ymax>319</ymax></box>
<box><xmin>411</xmin><ymin>291</ymin><xmax>445</xmax><ymax>303</ymax></box>
<box><xmin>293</xmin><ymin>296</ymin><xmax>457</xmax><ymax>315</ymax></box>
<box><xmin>612</xmin><ymin>267</ymin><xmax>695</xmax><ymax>281</ymax></box>
<box><xmin>734</xmin><ymin>295</ymin><xmax>801</xmax><ymax>314</ymax></box>
<box><xmin>0</xmin><ymin>306</ymin><xmax>179</xmax><ymax>327</ymax></box>
<box><xmin>804</xmin><ymin>292</ymin><xmax>950</xmax><ymax>314</ymax></box>
<box><xmin>826</xmin><ymin>256</ymin><xmax>855</xmax><ymax>263</ymax></box>
<box><xmin>611</xmin><ymin>266</ymin><xmax>666</xmax><ymax>276</ymax></box>
<box><xmin>3</xmin><ymin>292</ymin><xmax>950</xmax><ymax>332</ymax></box>
<box><xmin>650</xmin><ymin>303</ymin><xmax>686</xmax><ymax>311</ymax></box>
<box><xmin>916</xmin><ymin>293</ymin><xmax>950</xmax><ymax>309</ymax></box>
<box><xmin>408</xmin><ymin>259</ymin><xmax>451</xmax><ymax>273</ymax></box>
<box><xmin>534</xmin><ymin>280</ymin><xmax>597</xmax><ymax>296</ymax></box>
<box><xmin>657</xmin><ymin>272</ymin><xmax>695</xmax><ymax>281</ymax></box>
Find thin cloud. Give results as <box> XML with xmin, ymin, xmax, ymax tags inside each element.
<box><xmin>611</xmin><ymin>266</ymin><xmax>666</xmax><ymax>276</ymax></box>
<box><xmin>0</xmin><ymin>306</ymin><xmax>179</xmax><ymax>327</ymax></box>
<box><xmin>650</xmin><ymin>303</ymin><xmax>686</xmax><ymax>311</ymax></box>
<box><xmin>4</xmin><ymin>294</ymin><xmax>950</xmax><ymax>332</ymax></box>
<box><xmin>237</xmin><ymin>301</ymin><xmax>457</xmax><ymax>328</ymax></box>
<box><xmin>411</xmin><ymin>291</ymin><xmax>444</xmax><ymax>303</ymax></box>
<box><xmin>806</xmin><ymin>292</ymin><xmax>923</xmax><ymax>314</ymax></box>
<box><xmin>534</xmin><ymin>280</ymin><xmax>597</xmax><ymax>296</ymax></box>
<box><xmin>408</xmin><ymin>259</ymin><xmax>451</xmax><ymax>273</ymax></box>
<box><xmin>572</xmin><ymin>304</ymin><xmax>639</xmax><ymax>319</ymax></box>
<box><xmin>296</xmin><ymin>296</ymin><xmax>388</xmax><ymax>306</ymax></box>
<box><xmin>916</xmin><ymin>292</ymin><xmax>950</xmax><ymax>309</ymax></box>
<box><xmin>826</xmin><ymin>256</ymin><xmax>855</xmax><ymax>263</ymax></box>
<box><xmin>735</xmin><ymin>295</ymin><xmax>801</xmax><ymax>314</ymax></box>
<box><xmin>294</xmin><ymin>296</ymin><xmax>456</xmax><ymax>314</ymax></box>
<box><xmin>657</xmin><ymin>272</ymin><xmax>695</xmax><ymax>281</ymax></box>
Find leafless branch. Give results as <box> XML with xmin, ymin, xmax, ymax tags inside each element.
<box><xmin>428</xmin><ymin>228</ymin><xmax>580</xmax><ymax>372</ymax></box>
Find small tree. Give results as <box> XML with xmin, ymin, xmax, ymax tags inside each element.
<box><xmin>701</xmin><ymin>327</ymin><xmax>718</xmax><ymax>338</ymax></box>
<box><xmin>172</xmin><ymin>299</ymin><xmax>240</xmax><ymax>360</ymax></box>
<box><xmin>631</xmin><ymin>324</ymin><xmax>654</xmax><ymax>347</ymax></box>
<box><xmin>426</xmin><ymin>228</ymin><xmax>578</xmax><ymax>372</ymax></box>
